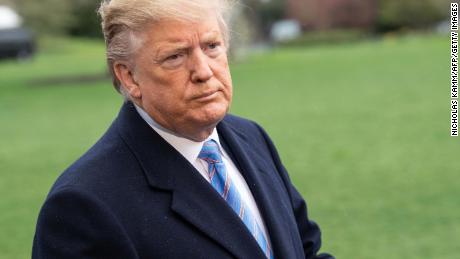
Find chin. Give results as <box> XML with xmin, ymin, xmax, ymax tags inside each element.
<box><xmin>195</xmin><ymin>103</ymin><xmax>228</xmax><ymax>127</ymax></box>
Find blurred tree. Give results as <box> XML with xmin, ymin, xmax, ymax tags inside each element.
<box><xmin>12</xmin><ymin>0</ymin><xmax>75</xmax><ymax>35</ymax></box>
<box><xmin>0</xmin><ymin>0</ymin><xmax>101</xmax><ymax>37</ymax></box>
<box><xmin>258</xmin><ymin>0</ymin><xmax>285</xmax><ymax>36</ymax></box>
<box><xmin>68</xmin><ymin>0</ymin><xmax>102</xmax><ymax>38</ymax></box>
<box><xmin>429</xmin><ymin>0</ymin><xmax>453</xmax><ymax>22</ymax></box>
<box><xmin>245</xmin><ymin>0</ymin><xmax>285</xmax><ymax>39</ymax></box>
<box><xmin>377</xmin><ymin>0</ymin><xmax>446</xmax><ymax>31</ymax></box>
<box><xmin>286</xmin><ymin>0</ymin><xmax>377</xmax><ymax>31</ymax></box>
<box><xmin>0</xmin><ymin>0</ymin><xmax>13</xmax><ymax>7</ymax></box>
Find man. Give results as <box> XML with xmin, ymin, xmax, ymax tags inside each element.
<box><xmin>33</xmin><ymin>0</ymin><xmax>333</xmax><ymax>258</ymax></box>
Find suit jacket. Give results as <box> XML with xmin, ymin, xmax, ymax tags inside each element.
<box><xmin>33</xmin><ymin>101</ymin><xmax>333</xmax><ymax>259</ymax></box>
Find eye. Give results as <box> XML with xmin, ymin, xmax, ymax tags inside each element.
<box><xmin>205</xmin><ymin>42</ymin><xmax>222</xmax><ymax>57</ymax></box>
<box><xmin>162</xmin><ymin>53</ymin><xmax>185</xmax><ymax>68</ymax></box>
<box><xmin>208</xmin><ymin>42</ymin><xmax>219</xmax><ymax>49</ymax></box>
<box><xmin>166</xmin><ymin>54</ymin><xmax>182</xmax><ymax>61</ymax></box>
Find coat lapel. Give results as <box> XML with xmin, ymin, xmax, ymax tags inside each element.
<box><xmin>116</xmin><ymin>102</ymin><xmax>266</xmax><ymax>259</ymax></box>
<box><xmin>217</xmin><ymin>119</ymin><xmax>304</xmax><ymax>259</ymax></box>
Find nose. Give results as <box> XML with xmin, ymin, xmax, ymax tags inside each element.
<box><xmin>190</xmin><ymin>50</ymin><xmax>213</xmax><ymax>84</ymax></box>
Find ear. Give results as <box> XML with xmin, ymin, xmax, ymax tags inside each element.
<box><xmin>113</xmin><ymin>62</ymin><xmax>142</xmax><ymax>99</ymax></box>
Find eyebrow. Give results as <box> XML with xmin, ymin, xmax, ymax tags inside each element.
<box><xmin>153</xmin><ymin>30</ymin><xmax>223</xmax><ymax>58</ymax></box>
<box><xmin>162</xmin><ymin>30</ymin><xmax>221</xmax><ymax>44</ymax></box>
<box><xmin>154</xmin><ymin>43</ymin><xmax>189</xmax><ymax>59</ymax></box>
<box><xmin>200</xmin><ymin>30</ymin><xmax>221</xmax><ymax>43</ymax></box>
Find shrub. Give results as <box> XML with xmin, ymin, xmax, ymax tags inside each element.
<box><xmin>376</xmin><ymin>0</ymin><xmax>447</xmax><ymax>32</ymax></box>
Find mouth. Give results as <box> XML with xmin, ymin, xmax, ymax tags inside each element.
<box><xmin>192</xmin><ymin>90</ymin><xmax>220</xmax><ymax>102</ymax></box>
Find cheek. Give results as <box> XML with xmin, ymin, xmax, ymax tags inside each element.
<box><xmin>220</xmin><ymin>67</ymin><xmax>233</xmax><ymax>99</ymax></box>
<box><xmin>168</xmin><ymin>68</ymin><xmax>190</xmax><ymax>85</ymax></box>
<box><xmin>223</xmin><ymin>68</ymin><xmax>232</xmax><ymax>87</ymax></box>
<box><xmin>142</xmin><ymin>70</ymin><xmax>189</xmax><ymax>102</ymax></box>
<box><xmin>214</xmin><ymin>58</ymin><xmax>233</xmax><ymax>89</ymax></box>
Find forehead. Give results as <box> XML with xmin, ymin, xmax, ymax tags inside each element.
<box><xmin>142</xmin><ymin>17</ymin><xmax>223</xmax><ymax>46</ymax></box>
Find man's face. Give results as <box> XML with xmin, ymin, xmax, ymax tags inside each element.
<box><xmin>122</xmin><ymin>16</ymin><xmax>233</xmax><ymax>141</ymax></box>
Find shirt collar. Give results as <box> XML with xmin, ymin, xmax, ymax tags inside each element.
<box><xmin>134</xmin><ymin>104</ymin><xmax>223</xmax><ymax>165</ymax></box>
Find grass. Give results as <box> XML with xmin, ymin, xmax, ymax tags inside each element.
<box><xmin>0</xmin><ymin>34</ymin><xmax>457</xmax><ymax>258</ymax></box>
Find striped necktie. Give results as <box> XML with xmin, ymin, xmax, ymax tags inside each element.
<box><xmin>198</xmin><ymin>140</ymin><xmax>273</xmax><ymax>259</ymax></box>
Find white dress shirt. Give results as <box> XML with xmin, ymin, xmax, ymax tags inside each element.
<box><xmin>134</xmin><ymin>105</ymin><xmax>271</xmax><ymax>245</ymax></box>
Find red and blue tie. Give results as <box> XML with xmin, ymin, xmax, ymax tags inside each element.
<box><xmin>199</xmin><ymin>140</ymin><xmax>273</xmax><ymax>259</ymax></box>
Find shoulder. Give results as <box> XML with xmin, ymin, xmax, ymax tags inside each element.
<box><xmin>222</xmin><ymin>114</ymin><xmax>264</xmax><ymax>136</ymax></box>
<box><xmin>222</xmin><ymin>113</ymin><xmax>254</xmax><ymax>127</ymax></box>
<box><xmin>221</xmin><ymin>114</ymin><xmax>273</xmax><ymax>145</ymax></box>
<box><xmin>49</xmin><ymin>121</ymin><xmax>143</xmax><ymax>197</ymax></box>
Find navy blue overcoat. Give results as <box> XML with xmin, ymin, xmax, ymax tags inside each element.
<box><xmin>33</xmin><ymin>101</ymin><xmax>333</xmax><ymax>259</ymax></box>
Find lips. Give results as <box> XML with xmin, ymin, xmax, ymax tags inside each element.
<box><xmin>192</xmin><ymin>89</ymin><xmax>220</xmax><ymax>101</ymax></box>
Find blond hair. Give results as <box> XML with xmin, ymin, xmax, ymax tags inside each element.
<box><xmin>98</xmin><ymin>0</ymin><xmax>232</xmax><ymax>94</ymax></box>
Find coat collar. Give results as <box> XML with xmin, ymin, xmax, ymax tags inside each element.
<box><xmin>116</xmin><ymin>102</ymin><xmax>266</xmax><ymax>258</ymax></box>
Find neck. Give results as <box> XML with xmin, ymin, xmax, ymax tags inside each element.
<box><xmin>133</xmin><ymin>103</ymin><xmax>216</xmax><ymax>142</ymax></box>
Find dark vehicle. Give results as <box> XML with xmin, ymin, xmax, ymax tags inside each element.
<box><xmin>0</xmin><ymin>27</ymin><xmax>35</xmax><ymax>60</ymax></box>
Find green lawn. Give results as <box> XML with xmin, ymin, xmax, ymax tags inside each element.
<box><xmin>0</xmin><ymin>34</ymin><xmax>457</xmax><ymax>258</ymax></box>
